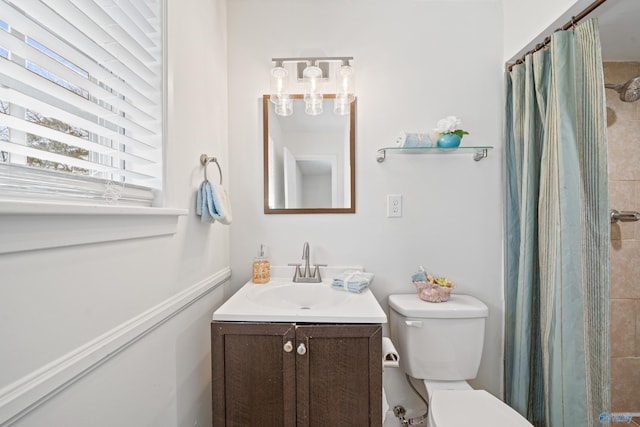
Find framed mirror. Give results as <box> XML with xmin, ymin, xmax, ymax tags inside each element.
<box><xmin>263</xmin><ymin>94</ymin><xmax>355</xmax><ymax>214</ymax></box>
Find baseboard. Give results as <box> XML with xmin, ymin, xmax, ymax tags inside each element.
<box><xmin>0</xmin><ymin>267</ymin><xmax>231</xmax><ymax>426</ymax></box>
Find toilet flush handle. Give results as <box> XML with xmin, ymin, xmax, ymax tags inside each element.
<box><xmin>405</xmin><ymin>320</ymin><xmax>423</xmax><ymax>328</ymax></box>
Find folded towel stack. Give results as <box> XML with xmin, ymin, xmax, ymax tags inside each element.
<box><xmin>196</xmin><ymin>180</ymin><xmax>233</xmax><ymax>224</ymax></box>
<box><xmin>331</xmin><ymin>270</ymin><xmax>374</xmax><ymax>293</ymax></box>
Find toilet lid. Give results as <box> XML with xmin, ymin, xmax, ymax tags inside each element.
<box><xmin>430</xmin><ymin>390</ymin><xmax>532</xmax><ymax>426</ymax></box>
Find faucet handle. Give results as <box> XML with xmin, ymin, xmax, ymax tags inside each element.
<box><xmin>288</xmin><ymin>263</ymin><xmax>303</xmax><ymax>281</ymax></box>
<box><xmin>312</xmin><ymin>264</ymin><xmax>327</xmax><ymax>280</ymax></box>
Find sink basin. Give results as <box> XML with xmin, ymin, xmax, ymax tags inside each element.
<box><xmin>246</xmin><ymin>281</ymin><xmax>347</xmax><ymax>310</ymax></box>
<box><xmin>213</xmin><ymin>273</ymin><xmax>387</xmax><ymax>323</ymax></box>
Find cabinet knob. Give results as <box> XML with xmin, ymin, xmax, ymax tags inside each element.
<box><xmin>297</xmin><ymin>343</ymin><xmax>307</xmax><ymax>355</ymax></box>
<box><xmin>283</xmin><ymin>340</ymin><xmax>293</xmax><ymax>353</ymax></box>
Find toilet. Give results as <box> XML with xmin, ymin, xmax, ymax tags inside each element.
<box><xmin>388</xmin><ymin>293</ymin><xmax>532</xmax><ymax>426</ymax></box>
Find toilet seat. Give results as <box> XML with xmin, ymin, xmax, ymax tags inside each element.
<box><xmin>430</xmin><ymin>390</ymin><xmax>532</xmax><ymax>426</ymax></box>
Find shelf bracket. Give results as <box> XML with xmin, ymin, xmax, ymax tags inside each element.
<box><xmin>473</xmin><ymin>148</ymin><xmax>488</xmax><ymax>161</ymax></box>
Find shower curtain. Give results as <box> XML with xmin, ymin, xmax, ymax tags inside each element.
<box><xmin>504</xmin><ymin>19</ymin><xmax>610</xmax><ymax>427</ymax></box>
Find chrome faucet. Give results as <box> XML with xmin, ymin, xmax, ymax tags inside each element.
<box><xmin>302</xmin><ymin>241</ymin><xmax>310</xmax><ymax>277</ymax></box>
<box><xmin>289</xmin><ymin>241</ymin><xmax>326</xmax><ymax>283</ymax></box>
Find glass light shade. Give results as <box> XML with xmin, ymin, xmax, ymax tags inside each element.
<box><xmin>334</xmin><ymin>94</ymin><xmax>350</xmax><ymax>115</ymax></box>
<box><xmin>303</xmin><ymin>64</ymin><xmax>323</xmax><ymax>115</ymax></box>
<box><xmin>270</xmin><ymin>66</ymin><xmax>289</xmax><ymax>104</ymax></box>
<box><xmin>274</xmin><ymin>96</ymin><xmax>293</xmax><ymax>116</ymax></box>
<box><xmin>335</xmin><ymin>64</ymin><xmax>355</xmax><ymax>103</ymax></box>
<box><xmin>304</xmin><ymin>93</ymin><xmax>323</xmax><ymax>115</ymax></box>
<box><xmin>303</xmin><ymin>64</ymin><xmax>322</xmax><ymax>93</ymax></box>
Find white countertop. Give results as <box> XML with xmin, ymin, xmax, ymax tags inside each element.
<box><xmin>213</xmin><ymin>271</ymin><xmax>387</xmax><ymax>324</ymax></box>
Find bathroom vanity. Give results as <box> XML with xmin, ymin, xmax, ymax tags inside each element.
<box><xmin>211</xmin><ymin>275</ymin><xmax>386</xmax><ymax>426</ymax></box>
<box><xmin>211</xmin><ymin>322</ymin><xmax>381</xmax><ymax>426</ymax></box>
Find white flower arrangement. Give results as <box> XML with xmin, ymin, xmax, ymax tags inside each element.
<box><xmin>434</xmin><ymin>115</ymin><xmax>469</xmax><ymax>139</ymax></box>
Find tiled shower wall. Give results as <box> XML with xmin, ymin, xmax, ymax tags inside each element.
<box><xmin>605</xmin><ymin>61</ymin><xmax>640</xmax><ymax>420</ymax></box>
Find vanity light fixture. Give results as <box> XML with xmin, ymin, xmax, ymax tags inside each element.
<box><xmin>269</xmin><ymin>56</ymin><xmax>355</xmax><ymax>116</ymax></box>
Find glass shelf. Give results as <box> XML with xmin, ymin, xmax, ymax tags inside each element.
<box><xmin>376</xmin><ymin>146</ymin><xmax>493</xmax><ymax>163</ymax></box>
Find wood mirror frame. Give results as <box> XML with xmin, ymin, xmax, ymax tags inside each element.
<box><xmin>263</xmin><ymin>94</ymin><xmax>356</xmax><ymax>214</ymax></box>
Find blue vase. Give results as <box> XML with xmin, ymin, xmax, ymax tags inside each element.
<box><xmin>437</xmin><ymin>133</ymin><xmax>461</xmax><ymax>148</ymax></box>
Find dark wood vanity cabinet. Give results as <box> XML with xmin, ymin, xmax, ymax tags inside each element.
<box><xmin>211</xmin><ymin>322</ymin><xmax>382</xmax><ymax>427</ymax></box>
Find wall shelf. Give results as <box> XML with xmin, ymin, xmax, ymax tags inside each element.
<box><xmin>376</xmin><ymin>146</ymin><xmax>493</xmax><ymax>163</ymax></box>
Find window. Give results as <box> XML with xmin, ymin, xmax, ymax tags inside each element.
<box><xmin>0</xmin><ymin>0</ymin><xmax>164</xmax><ymax>207</ymax></box>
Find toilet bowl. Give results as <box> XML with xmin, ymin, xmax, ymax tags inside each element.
<box><xmin>424</xmin><ymin>380</ymin><xmax>532</xmax><ymax>426</ymax></box>
<box><xmin>428</xmin><ymin>389</ymin><xmax>533</xmax><ymax>426</ymax></box>
<box><xmin>388</xmin><ymin>293</ymin><xmax>532</xmax><ymax>427</ymax></box>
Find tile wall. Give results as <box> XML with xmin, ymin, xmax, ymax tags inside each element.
<box><xmin>605</xmin><ymin>61</ymin><xmax>640</xmax><ymax>425</ymax></box>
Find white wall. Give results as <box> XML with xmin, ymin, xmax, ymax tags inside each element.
<box><xmin>227</xmin><ymin>0</ymin><xmax>505</xmax><ymax>408</ymax></box>
<box><xmin>0</xmin><ymin>1</ymin><xmax>230</xmax><ymax>426</ymax></box>
<box><xmin>502</xmin><ymin>0</ymin><xmax>590</xmax><ymax>62</ymax></box>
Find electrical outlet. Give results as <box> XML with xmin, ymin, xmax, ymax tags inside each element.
<box><xmin>387</xmin><ymin>194</ymin><xmax>402</xmax><ymax>217</ymax></box>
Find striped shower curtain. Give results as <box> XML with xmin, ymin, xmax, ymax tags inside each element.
<box><xmin>504</xmin><ymin>19</ymin><xmax>610</xmax><ymax>427</ymax></box>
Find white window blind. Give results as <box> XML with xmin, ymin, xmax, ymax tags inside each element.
<box><xmin>0</xmin><ymin>0</ymin><xmax>164</xmax><ymax>206</ymax></box>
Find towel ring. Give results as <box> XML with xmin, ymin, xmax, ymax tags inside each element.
<box><xmin>200</xmin><ymin>154</ymin><xmax>223</xmax><ymax>185</ymax></box>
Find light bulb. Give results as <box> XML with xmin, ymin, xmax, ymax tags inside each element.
<box><xmin>334</xmin><ymin>63</ymin><xmax>354</xmax><ymax>115</ymax></box>
<box><xmin>303</xmin><ymin>63</ymin><xmax>323</xmax><ymax>115</ymax></box>
<box><xmin>270</xmin><ymin>65</ymin><xmax>289</xmax><ymax>105</ymax></box>
<box><xmin>335</xmin><ymin>64</ymin><xmax>355</xmax><ymax>103</ymax></box>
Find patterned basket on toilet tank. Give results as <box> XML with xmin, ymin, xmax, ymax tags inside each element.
<box><xmin>411</xmin><ymin>270</ymin><xmax>456</xmax><ymax>303</ymax></box>
<box><xmin>413</xmin><ymin>281</ymin><xmax>454</xmax><ymax>302</ymax></box>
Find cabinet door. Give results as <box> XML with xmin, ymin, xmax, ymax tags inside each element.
<box><xmin>212</xmin><ymin>322</ymin><xmax>296</xmax><ymax>427</ymax></box>
<box><xmin>295</xmin><ymin>325</ymin><xmax>382</xmax><ymax>427</ymax></box>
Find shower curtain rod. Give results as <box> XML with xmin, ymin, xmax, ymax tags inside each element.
<box><xmin>506</xmin><ymin>0</ymin><xmax>609</xmax><ymax>71</ymax></box>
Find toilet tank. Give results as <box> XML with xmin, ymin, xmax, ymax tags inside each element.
<box><xmin>388</xmin><ymin>294</ymin><xmax>488</xmax><ymax>381</ymax></box>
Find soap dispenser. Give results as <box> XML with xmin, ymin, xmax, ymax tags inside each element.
<box><xmin>252</xmin><ymin>244</ymin><xmax>270</xmax><ymax>284</ymax></box>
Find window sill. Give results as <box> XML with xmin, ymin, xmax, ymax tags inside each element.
<box><xmin>0</xmin><ymin>200</ymin><xmax>188</xmax><ymax>254</ymax></box>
